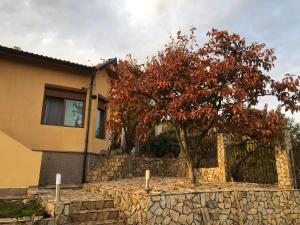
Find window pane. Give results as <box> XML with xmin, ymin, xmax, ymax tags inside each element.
<box><xmin>96</xmin><ymin>109</ymin><xmax>105</xmax><ymax>138</ymax></box>
<box><xmin>43</xmin><ymin>96</ymin><xmax>64</xmax><ymax>125</ymax></box>
<box><xmin>64</xmin><ymin>99</ymin><xmax>84</xmax><ymax>127</ymax></box>
<box><xmin>98</xmin><ymin>99</ymin><xmax>106</xmax><ymax>110</ymax></box>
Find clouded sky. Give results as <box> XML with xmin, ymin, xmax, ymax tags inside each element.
<box><xmin>0</xmin><ymin>0</ymin><xmax>299</xmax><ymax>121</ymax></box>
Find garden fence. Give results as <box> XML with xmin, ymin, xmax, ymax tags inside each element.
<box><xmin>188</xmin><ymin>132</ymin><xmax>218</xmax><ymax>168</ymax></box>
<box><xmin>291</xmin><ymin>147</ymin><xmax>300</xmax><ymax>188</ymax></box>
<box><xmin>225</xmin><ymin>138</ymin><xmax>278</xmax><ymax>184</ymax></box>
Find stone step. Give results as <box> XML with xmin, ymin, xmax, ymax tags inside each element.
<box><xmin>69</xmin><ymin>209</ymin><xmax>119</xmax><ymax>223</ymax></box>
<box><xmin>69</xmin><ymin>220</ymin><xmax>124</xmax><ymax>225</ymax></box>
<box><xmin>70</xmin><ymin>200</ymin><xmax>114</xmax><ymax>212</ymax></box>
<box><xmin>100</xmin><ymin>176</ymin><xmax>112</xmax><ymax>182</ymax></box>
<box><xmin>99</xmin><ymin>171</ymin><xmax>108</xmax><ymax>175</ymax></box>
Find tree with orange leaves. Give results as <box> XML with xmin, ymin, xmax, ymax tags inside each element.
<box><xmin>109</xmin><ymin>28</ymin><xmax>300</xmax><ymax>183</ymax></box>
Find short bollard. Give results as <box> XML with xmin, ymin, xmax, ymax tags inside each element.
<box><xmin>145</xmin><ymin>170</ymin><xmax>150</xmax><ymax>193</ymax></box>
<box><xmin>55</xmin><ymin>173</ymin><xmax>61</xmax><ymax>202</ymax></box>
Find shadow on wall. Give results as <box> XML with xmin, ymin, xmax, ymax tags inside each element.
<box><xmin>0</xmin><ymin>130</ymin><xmax>42</xmax><ymax>190</ymax></box>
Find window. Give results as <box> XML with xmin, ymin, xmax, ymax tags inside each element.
<box><xmin>96</xmin><ymin>98</ymin><xmax>107</xmax><ymax>139</ymax></box>
<box><xmin>64</xmin><ymin>99</ymin><xmax>84</xmax><ymax>127</ymax></box>
<box><xmin>42</xmin><ymin>84</ymin><xmax>86</xmax><ymax>128</ymax></box>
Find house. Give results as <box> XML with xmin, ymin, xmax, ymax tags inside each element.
<box><xmin>0</xmin><ymin>45</ymin><xmax>117</xmax><ymax>195</ymax></box>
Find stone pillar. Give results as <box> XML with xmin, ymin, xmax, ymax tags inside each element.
<box><xmin>275</xmin><ymin>130</ymin><xmax>294</xmax><ymax>189</ymax></box>
<box><xmin>194</xmin><ymin>133</ymin><xmax>228</xmax><ymax>183</ymax></box>
<box><xmin>217</xmin><ymin>133</ymin><xmax>227</xmax><ymax>182</ymax></box>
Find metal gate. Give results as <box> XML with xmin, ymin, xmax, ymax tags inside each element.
<box><xmin>189</xmin><ymin>132</ymin><xmax>218</xmax><ymax>168</ymax></box>
<box><xmin>291</xmin><ymin>148</ymin><xmax>300</xmax><ymax>188</ymax></box>
<box><xmin>226</xmin><ymin>140</ymin><xmax>278</xmax><ymax>184</ymax></box>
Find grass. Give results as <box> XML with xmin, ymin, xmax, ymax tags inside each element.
<box><xmin>0</xmin><ymin>201</ymin><xmax>48</xmax><ymax>218</ymax></box>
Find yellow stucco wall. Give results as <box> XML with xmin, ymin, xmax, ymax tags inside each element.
<box><xmin>0</xmin><ymin>130</ymin><xmax>42</xmax><ymax>188</ymax></box>
<box><xmin>88</xmin><ymin>70</ymin><xmax>112</xmax><ymax>154</ymax></box>
<box><xmin>0</xmin><ymin>56</ymin><xmax>111</xmax><ymax>153</ymax></box>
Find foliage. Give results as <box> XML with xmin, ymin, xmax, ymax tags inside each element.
<box><xmin>141</xmin><ymin>131</ymin><xmax>180</xmax><ymax>157</ymax></box>
<box><xmin>0</xmin><ymin>201</ymin><xmax>48</xmax><ymax>218</ymax></box>
<box><xmin>109</xmin><ymin>105</ymin><xmax>151</xmax><ymax>153</ymax></box>
<box><xmin>109</xmin><ymin>28</ymin><xmax>300</xmax><ymax>182</ymax></box>
<box><xmin>287</xmin><ymin>118</ymin><xmax>300</xmax><ymax>148</ymax></box>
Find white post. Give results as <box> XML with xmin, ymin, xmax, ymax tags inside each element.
<box><xmin>145</xmin><ymin>170</ymin><xmax>150</xmax><ymax>193</ymax></box>
<box><xmin>55</xmin><ymin>173</ymin><xmax>61</xmax><ymax>202</ymax></box>
<box><xmin>155</xmin><ymin>124</ymin><xmax>163</xmax><ymax>136</ymax></box>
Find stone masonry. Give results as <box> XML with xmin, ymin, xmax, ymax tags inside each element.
<box><xmin>86</xmin><ymin>133</ymin><xmax>227</xmax><ymax>184</ymax></box>
<box><xmin>146</xmin><ymin>190</ymin><xmax>300</xmax><ymax>225</ymax></box>
<box><xmin>275</xmin><ymin>130</ymin><xmax>294</xmax><ymax>189</ymax></box>
<box><xmin>84</xmin><ymin>177</ymin><xmax>300</xmax><ymax>225</ymax></box>
<box><xmin>276</xmin><ymin>145</ymin><xmax>293</xmax><ymax>189</ymax></box>
<box><xmin>86</xmin><ymin>155</ymin><xmax>187</xmax><ymax>183</ymax></box>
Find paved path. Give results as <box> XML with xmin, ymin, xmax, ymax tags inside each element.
<box><xmin>84</xmin><ymin>176</ymin><xmax>279</xmax><ymax>195</ymax></box>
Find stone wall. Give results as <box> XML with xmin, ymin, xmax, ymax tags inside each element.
<box><xmin>86</xmin><ymin>155</ymin><xmax>187</xmax><ymax>183</ymax></box>
<box><xmin>84</xmin><ymin>183</ymin><xmax>300</xmax><ymax>225</ymax></box>
<box><xmin>86</xmin><ymin>133</ymin><xmax>228</xmax><ymax>183</ymax></box>
<box><xmin>130</xmin><ymin>157</ymin><xmax>187</xmax><ymax>177</ymax></box>
<box><xmin>146</xmin><ymin>190</ymin><xmax>300</xmax><ymax>225</ymax></box>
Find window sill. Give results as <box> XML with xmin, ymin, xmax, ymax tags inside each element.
<box><xmin>41</xmin><ymin>123</ymin><xmax>84</xmax><ymax>129</ymax></box>
<box><xmin>95</xmin><ymin>136</ymin><xmax>106</xmax><ymax>140</ymax></box>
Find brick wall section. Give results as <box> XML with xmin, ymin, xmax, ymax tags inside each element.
<box><xmin>39</xmin><ymin>152</ymin><xmax>84</xmax><ymax>186</ymax></box>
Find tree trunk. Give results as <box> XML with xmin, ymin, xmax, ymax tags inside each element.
<box><xmin>134</xmin><ymin>131</ymin><xmax>140</xmax><ymax>155</ymax></box>
<box><xmin>120</xmin><ymin>127</ymin><xmax>126</xmax><ymax>153</ymax></box>
<box><xmin>175</xmin><ymin>126</ymin><xmax>196</xmax><ymax>184</ymax></box>
<box><xmin>187</xmin><ymin>158</ymin><xmax>195</xmax><ymax>184</ymax></box>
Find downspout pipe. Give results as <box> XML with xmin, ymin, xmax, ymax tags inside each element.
<box><xmin>82</xmin><ymin>58</ymin><xmax>117</xmax><ymax>184</ymax></box>
<box><xmin>82</xmin><ymin>69</ymin><xmax>97</xmax><ymax>184</ymax></box>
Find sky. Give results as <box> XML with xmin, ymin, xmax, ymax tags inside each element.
<box><xmin>0</xmin><ymin>0</ymin><xmax>299</xmax><ymax>122</ymax></box>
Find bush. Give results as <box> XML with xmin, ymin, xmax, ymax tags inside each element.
<box><xmin>0</xmin><ymin>200</ymin><xmax>48</xmax><ymax>218</ymax></box>
<box><xmin>141</xmin><ymin>131</ymin><xmax>180</xmax><ymax>157</ymax></box>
